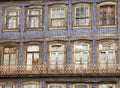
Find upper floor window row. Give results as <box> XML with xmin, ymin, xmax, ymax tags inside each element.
<box><xmin>2</xmin><ymin>1</ymin><xmax>118</xmax><ymax>32</ymax></box>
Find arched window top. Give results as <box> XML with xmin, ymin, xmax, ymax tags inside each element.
<box><xmin>74</xmin><ymin>43</ymin><xmax>89</xmax><ymax>51</ymax></box>
<box><xmin>26</xmin><ymin>5</ymin><xmax>43</xmax><ymax>9</ymax></box>
<box><xmin>27</xmin><ymin>45</ymin><xmax>40</xmax><ymax>52</ymax></box>
<box><xmin>99</xmin><ymin>42</ymin><xmax>115</xmax><ymax>50</ymax></box>
<box><xmin>3</xmin><ymin>6</ymin><xmax>21</xmax><ymax>10</ymax></box>
<box><xmin>98</xmin><ymin>1</ymin><xmax>117</xmax><ymax>6</ymax></box>
<box><xmin>50</xmin><ymin>44</ymin><xmax>65</xmax><ymax>51</ymax></box>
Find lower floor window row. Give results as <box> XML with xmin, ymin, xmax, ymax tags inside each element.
<box><xmin>0</xmin><ymin>83</ymin><xmax>117</xmax><ymax>88</ymax></box>
<box><xmin>0</xmin><ymin>40</ymin><xmax>118</xmax><ymax>68</ymax></box>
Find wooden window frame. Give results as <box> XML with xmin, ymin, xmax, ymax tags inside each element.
<box><xmin>24</xmin><ymin>42</ymin><xmax>43</xmax><ymax>66</ymax></box>
<box><xmin>97</xmin><ymin>1</ymin><xmax>118</xmax><ymax>28</ymax></box>
<box><xmin>21</xmin><ymin>81</ymin><xmax>41</xmax><ymax>88</ymax></box>
<box><xmin>25</xmin><ymin>5</ymin><xmax>44</xmax><ymax>31</ymax></box>
<box><xmin>0</xmin><ymin>81</ymin><xmax>17</xmax><ymax>88</ymax></box>
<box><xmin>0</xmin><ymin>43</ymin><xmax>19</xmax><ymax>66</ymax></box>
<box><xmin>72</xmin><ymin>3</ymin><xmax>92</xmax><ymax>29</ymax></box>
<box><xmin>47</xmin><ymin>41</ymin><xmax>67</xmax><ymax>65</ymax></box>
<box><xmin>71</xmin><ymin>40</ymin><xmax>92</xmax><ymax>65</ymax></box>
<box><xmin>2</xmin><ymin>6</ymin><xmax>21</xmax><ymax>32</ymax></box>
<box><xmin>96</xmin><ymin>40</ymin><xmax>118</xmax><ymax>67</ymax></box>
<box><xmin>48</xmin><ymin>4</ymin><xmax>68</xmax><ymax>30</ymax></box>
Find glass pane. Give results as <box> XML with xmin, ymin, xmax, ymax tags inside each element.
<box><xmin>24</xmin><ymin>85</ymin><xmax>37</xmax><ymax>88</ymax></box>
<box><xmin>50</xmin><ymin>44</ymin><xmax>64</xmax><ymax>51</ymax></box>
<box><xmin>74</xmin><ymin>44</ymin><xmax>89</xmax><ymax>52</ymax></box>
<box><xmin>99</xmin><ymin>52</ymin><xmax>107</xmax><ymax>64</ymax></box>
<box><xmin>3</xmin><ymin>54</ymin><xmax>9</xmax><ymax>65</ymax></box>
<box><xmin>75</xmin><ymin>18</ymin><xmax>89</xmax><ymax>26</ymax></box>
<box><xmin>33</xmin><ymin>53</ymin><xmax>39</xmax><ymax>65</ymax></box>
<box><xmin>57</xmin><ymin>52</ymin><xmax>64</xmax><ymax>64</ymax></box>
<box><xmin>6</xmin><ymin>17</ymin><xmax>18</xmax><ymax>29</ymax></box>
<box><xmin>4</xmin><ymin>47</ymin><xmax>16</xmax><ymax>53</ymax></box>
<box><xmin>10</xmin><ymin>54</ymin><xmax>16</xmax><ymax>65</ymax></box>
<box><xmin>51</xmin><ymin>8</ymin><xmax>65</xmax><ymax>18</ymax></box>
<box><xmin>6</xmin><ymin>10</ymin><xmax>18</xmax><ymax>16</ymax></box>
<box><xmin>107</xmin><ymin>51</ymin><xmax>115</xmax><ymax>64</ymax></box>
<box><xmin>50</xmin><ymin>52</ymin><xmax>56</xmax><ymax>64</ymax></box>
<box><xmin>74</xmin><ymin>52</ymin><xmax>81</xmax><ymax>63</ymax></box>
<box><xmin>51</xmin><ymin>19</ymin><xmax>65</xmax><ymax>27</ymax></box>
<box><xmin>99</xmin><ymin>5</ymin><xmax>115</xmax><ymax>25</ymax></box>
<box><xmin>27</xmin><ymin>53</ymin><xmax>32</xmax><ymax>65</ymax></box>
<box><xmin>34</xmin><ymin>53</ymin><xmax>39</xmax><ymax>60</ymax></box>
<box><xmin>75</xmin><ymin>85</ymin><xmax>87</xmax><ymax>88</ymax></box>
<box><xmin>3</xmin><ymin>85</ymin><xmax>13</xmax><ymax>88</ymax></box>
<box><xmin>28</xmin><ymin>16</ymin><xmax>41</xmax><ymax>28</ymax></box>
<box><xmin>27</xmin><ymin>45</ymin><xmax>39</xmax><ymax>52</ymax></box>
<box><xmin>49</xmin><ymin>85</ymin><xmax>62</xmax><ymax>88</ymax></box>
<box><xmin>28</xmin><ymin>9</ymin><xmax>42</xmax><ymax>15</ymax></box>
<box><xmin>81</xmin><ymin>52</ymin><xmax>88</xmax><ymax>64</ymax></box>
<box><xmin>99</xmin><ymin>85</ymin><xmax>107</xmax><ymax>88</ymax></box>
<box><xmin>99</xmin><ymin>43</ymin><xmax>115</xmax><ymax>50</ymax></box>
<box><xmin>75</xmin><ymin>6</ymin><xmax>89</xmax><ymax>17</ymax></box>
<box><xmin>108</xmin><ymin>84</ymin><xmax>115</xmax><ymax>88</ymax></box>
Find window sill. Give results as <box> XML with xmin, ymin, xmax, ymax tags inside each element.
<box><xmin>2</xmin><ymin>29</ymin><xmax>20</xmax><ymax>32</ymax></box>
<box><xmin>49</xmin><ymin>27</ymin><xmax>66</xmax><ymax>30</ymax></box>
<box><xmin>73</xmin><ymin>26</ymin><xmax>91</xmax><ymax>29</ymax></box>
<box><xmin>25</xmin><ymin>27</ymin><xmax>44</xmax><ymax>31</ymax></box>
<box><xmin>97</xmin><ymin>25</ymin><xmax>117</xmax><ymax>28</ymax></box>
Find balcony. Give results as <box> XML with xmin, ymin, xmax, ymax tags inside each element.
<box><xmin>0</xmin><ymin>64</ymin><xmax>120</xmax><ymax>77</ymax></box>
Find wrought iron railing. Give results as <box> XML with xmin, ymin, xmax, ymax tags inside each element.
<box><xmin>0</xmin><ymin>64</ymin><xmax>120</xmax><ymax>77</ymax></box>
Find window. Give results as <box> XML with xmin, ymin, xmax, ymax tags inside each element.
<box><xmin>73</xmin><ymin>84</ymin><xmax>89</xmax><ymax>88</ymax></box>
<box><xmin>48</xmin><ymin>42</ymin><xmax>66</xmax><ymax>69</ymax></box>
<box><xmin>3</xmin><ymin>47</ymin><xmax>17</xmax><ymax>66</ymax></box>
<box><xmin>97</xmin><ymin>2</ymin><xmax>117</xmax><ymax>28</ymax></box>
<box><xmin>48</xmin><ymin>84</ymin><xmax>65</xmax><ymax>88</ymax></box>
<box><xmin>22</xmin><ymin>81</ymin><xmax>40</xmax><ymax>88</ymax></box>
<box><xmin>2</xmin><ymin>6</ymin><xmax>21</xmax><ymax>31</ymax></box>
<box><xmin>99</xmin><ymin>84</ymin><xmax>116</xmax><ymax>88</ymax></box>
<box><xmin>97</xmin><ymin>40</ymin><xmax>118</xmax><ymax>69</ymax></box>
<box><xmin>48</xmin><ymin>5</ymin><xmax>67</xmax><ymax>29</ymax></box>
<box><xmin>72</xmin><ymin>41</ymin><xmax>91</xmax><ymax>69</ymax></box>
<box><xmin>1</xmin><ymin>43</ymin><xmax>19</xmax><ymax>66</ymax></box>
<box><xmin>73</xmin><ymin>3</ymin><xmax>92</xmax><ymax>28</ymax></box>
<box><xmin>0</xmin><ymin>82</ymin><xmax>17</xmax><ymax>88</ymax></box>
<box><xmin>26</xmin><ymin>6</ymin><xmax>43</xmax><ymax>30</ymax></box>
<box><xmin>24</xmin><ymin>42</ymin><xmax>42</xmax><ymax>70</ymax></box>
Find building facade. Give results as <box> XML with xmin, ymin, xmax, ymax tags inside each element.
<box><xmin>0</xmin><ymin>0</ymin><xmax>120</xmax><ymax>88</ymax></box>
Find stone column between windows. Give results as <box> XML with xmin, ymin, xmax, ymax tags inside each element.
<box><xmin>42</xmin><ymin>40</ymin><xmax>47</xmax><ymax>65</ymax></box>
<box><xmin>67</xmin><ymin>39</ymin><xmax>71</xmax><ymax>64</ymax></box>
<box><xmin>92</xmin><ymin>39</ymin><xmax>96</xmax><ymax>65</ymax></box>
<box><xmin>18</xmin><ymin>41</ymin><xmax>24</xmax><ymax>65</ymax></box>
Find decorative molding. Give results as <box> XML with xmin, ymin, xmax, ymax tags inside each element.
<box><xmin>0</xmin><ymin>33</ymin><xmax>120</xmax><ymax>41</ymax></box>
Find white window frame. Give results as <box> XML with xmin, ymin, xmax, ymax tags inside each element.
<box><xmin>97</xmin><ymin>40</ymin><xmax>118</xmax><ymax>69</ymax></box>
<box><xmin>22</xmin><ymin>81</ymin><xmax>41</xmax><ymax>88</ymax></box>
<box><xmin>48</xmin><ymin>84</ymin><xmax>64</xmax><ymax>88</ymax></box>
<box><xmin>49</xmin><ymin>44</ymin><xmax>65</xmax><ymax>66</ymax></box>
<box><xmin>72</xmin><ymin>41</ymin><xmax>91</xmax><ymax>69</ymax></box>
<box><xmin>2</xmin><ymin>6</ymin><xmax>21</xmax><ymax>32</ymax></box>
<box><xmin>26</xmin><ymin>5</ymin><xmax>43</xmax><ymax>30</ymax></box>
<box><xmin>99</xmin><ymin>84</ymin><xmax>115</xmax><ymax>88</ymax></box>
<box><xmin>48</xmin><ymin>5</ymin><xmax>67</xmax><ymax>30</ymax></box>
<box><xmin>73</xmin><ymin>3</ymin><xmax>92</xmax><ymax>28</ymax></box>
<box><xmin>73</xmin><ymin>84</ymin><xmax>89</xmax><ymax>88</ymax></box>
<box><xmin>3</xmin><ymin>47</ymin><xmax>17</xmax><ymax>66</ymax></box>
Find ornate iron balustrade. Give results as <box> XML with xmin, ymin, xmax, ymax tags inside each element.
<box><xmin>0</xmin><ymin>64</ymin><xmax>120</xmax><ymax>77</ymax></box>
